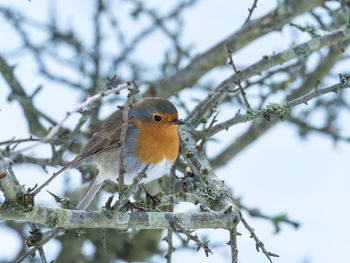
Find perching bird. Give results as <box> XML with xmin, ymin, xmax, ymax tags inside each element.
<box><xmin>35</xmin><ymin>97</ymin><xmax>184</xmax><ymax>209</ymax></box>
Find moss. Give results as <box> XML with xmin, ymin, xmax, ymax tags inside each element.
<box><xmin>262</xmin><ymin>102</ymin><xmax>289</xmax><ymax>121</ymax></box>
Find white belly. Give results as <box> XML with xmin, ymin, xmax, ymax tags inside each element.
<box><xmin>125</xmin><ymin>159</ymin><xmax>172</xmax><ymax>185</ymax></box>
<box><xmin>94</xmin><ymin>150</ymin><xmax>172</xmax><ymax>185</ymax></box>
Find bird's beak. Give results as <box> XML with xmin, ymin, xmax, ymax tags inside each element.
<box><xmin>169</xmin><ymin>119</ymin><xmax>185</xmax><ymax>125</ymax></box>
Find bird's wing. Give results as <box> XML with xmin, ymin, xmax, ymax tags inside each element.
<box><xmin>32</xmin><ymin>110</ymin><xmax>127</xmax><ymax>195</ymax></box>
<box><xmin>70</xmin><ymin>110</ymin><xmax>126</xmax><ymax>168</ymax></box>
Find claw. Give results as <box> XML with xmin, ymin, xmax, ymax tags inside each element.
<box><xmin>127</xmin><ymin>201</ymin><xmax>145</xmax><ymax>212</ymax></box>
<box><xmin>140</xmin><ymin>184</ymin><xmax>160</xmax><ymax>204</ymax></box>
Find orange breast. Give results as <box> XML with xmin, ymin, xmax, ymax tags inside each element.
<box><xmin>133</xmin><ymin>119</ymin><xmax>179</xmax><ymax>165</ymax></box>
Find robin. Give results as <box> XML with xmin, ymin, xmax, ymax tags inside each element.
<box><xmin>35</xmin><ymin>97</ymin><xmax>184</xmax><ymax>209</ymax></box>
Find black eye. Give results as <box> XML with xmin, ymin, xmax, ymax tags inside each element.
<box><xmin>153</xmin><ymin>115</ymin><xmax>162</xmax><ymax>122</ymax></box>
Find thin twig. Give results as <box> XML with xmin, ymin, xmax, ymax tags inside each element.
<box><xmin>28</xmin><ymin>223</ymin><xmax>47</xmax><ymax>263</ymax></box>
<box><xmin>188</xmin><ymin>27</ymin><xmax>350</xmax><ymax>126</ymax></box>
<box><xmin>242</xmin><ymin>0</ymin><xmax>258</xmax><ymax>27</ymax></box>
<box><xmin>16</xmin><ymin>228</ymin><xmax>63</xmax><ymax>263</ymax></box>
<box><xmin>112</xmin><ymin>164</ymin><xmax>149</xmax><ymax>211</ymax></box>
<box><xmin>118</xmin><ymin>82</ymin><xmax>139</xmax><ymax>191</ymax></box>
<box><xmin>15</xmin><ymin>165</ymin><xmax>148</xmax><ymax>261</ymax></box>
<box><xmin>240</xmin><ymin>215</ymin><xmax>279</xmax><ymax>263</ymax></box>
<box><xmin>229</xmin><ymin>228</ymin><xmax>238</xmax><ymax>263</ymax></box>
<box><xmin>0</xmin><ymin>137</ymin><xmax>43</xmax><ymax>146</ymax></box>
<box><xmin>165</xmin><ymin>228</ymin><xmax>174</xmax><ymax>263</ymax></box>
<box><xmin>226</xmin><ymin>44</ymin><xmax>251</xmax><ymax>109</ymax></box>
<box><xmin>171</xmin><ymin>221</ymin><xmax>212</xmax><ymax>257</ymax></box>
<box><xmin>1</xmin><ymin>82</ymin><xmax>132</xmax><ymax>171</ymax></box>
<box><xmin>197</xmin><ymin>111</ymin><xmax>219</xmax><ymax>151</ymax></box>
<box><xmin>199</xmin><ymin>79</ymin><xmax>350</xmax><ymax>138</ymax></box>
<box><xmin>0</xmin><ymin>155</ymin><xmax>47</xmax><ymax>263</ymax></box>
<box><xmin>165</xmin><ymin>167</ymin><xmax>176</xmax><ymax>262</ymax></box>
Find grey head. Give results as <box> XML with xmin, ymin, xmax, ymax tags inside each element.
<box><xmin>130</xmin><ymin>97</ymin><xmax>179</xmax><ymax>123</ymax></box>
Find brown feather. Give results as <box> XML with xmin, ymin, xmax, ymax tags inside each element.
<box><xmin>71</xmin><ymin>110</ymin><xmax>124</xmax><ymax>168</ymax></box>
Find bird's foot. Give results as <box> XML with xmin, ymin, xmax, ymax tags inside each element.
<box><xmin>140</xmin><ymin>184</ymin><xmax>161</xmax><ymax>205</ymax></box>
<box><xmin>126</xmin><ymin>201</ymin><xmax>146</xmax><ymax>212</ymax></box>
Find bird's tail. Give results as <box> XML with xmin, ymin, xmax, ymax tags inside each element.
<box><xmin>76</xmin><ymin>173</ymin><xmax>104</xmax><ymax>210</ymax></box>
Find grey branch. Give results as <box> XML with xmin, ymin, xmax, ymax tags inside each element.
<box><xmin>200</xmin><ymin>79</ymin><xmax>350</xmax><ymax>138</ymax></box>
<box><xmin>187</xmin><ymin>27</ymin><xmax>350</xmax><ymax>126</ymax></box>
<box><xmin>150</xmin><ymin>0</ymin><xmax>324</xmax><ymax>98</ymax></box>
<box><xmin>0</xmin><ymin>206</ymin><xmax>238</xmax><ymax>230</ymax></box>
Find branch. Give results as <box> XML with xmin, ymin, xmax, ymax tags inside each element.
<box><xmin>288</xmin><ymin>116</ymin><xmax>350</xmax><ymax>142</ymax></box>
<box><xmin>0</xmin><ymin>206</ymin><xmax>238</xmax><ymax>230</ymax></box>
<box><xmin>0</xmin><ymin>82</ymin><xmax>133</xmax><ymax>172</ymax></box>
<box><xmin>226</xmin><ymin>45</ymin><xmax>251</xmax><ymax>109</ymax></box>
<box><xmin>112</xmin><ymin>165</ymin><xmax>148</xmax><ymax>211</ymax></box>
<box><xmin>179</xmin><ymin>125</ymin><xmax>239</xmax><ymax>212</ymax></box>
<box><xmin>240</xmin><ymin>215</ymin><xmax>279</xmax><ymax>263</ymax></box>
<box><xmin>187</xmin><ymin>27</ymin><xmax>350</xmax><ymax>126</ymax></box>
<box><xmin>0</xmin><ymin>159</ymin><xmax>23</xmax><ymax>202</ymax></box>
<box><xmin>0</xmin><ymin>155</ymin><xmax>47</xmax><ymax>262</ymax></box>
<box><xmin>0</xmin><ymin>137</ymin><xmax>48</xmax><ymax>146</ymax></box>
<box><xmin>210</xmin><ymin>43</ymin><xmax>347</xmax><ymax>169</ymax></box>
<box><xmin>149</xmin><ymin>0</ymin><xmax>323</xmax><ymax>98</ymax></box>
<box><xmin>0</xmin><ymin>55</ymin><xmax>48</xmax><ymax>137</ymax></box>
<box><xmin>199</xmin><ymin>79</ymin><xmax>350</xmax><ymax>138</ymax></box>
<box><xmin>118</xmin><ymin>82</ymin><xmax>139</xmax><ymax>190</ymax></box>
<box><xmin>228</xmin><ymin>228</ymin><xmax>238</xmax><ymax>263</ymax></box>
<box><xmin>242</xmin><ymin>0</ymin><xmax>258</xmax><ymax>27</ymax></box>
<box><xmin>171</xmin><ymin>221</ymin><xmax>212</xmax><ymax>257</ymax></box>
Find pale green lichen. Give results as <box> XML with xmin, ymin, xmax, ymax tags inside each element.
<box><xmin>60</xmin><ymin>197</ymin><xmax>71</xmax><ymax>208</ymax></box>
<box><xmin>281</xmin><ymin>49</ymin><xmax>295</xmax><ymax>61</ymax></box>
<box><xmin>262</xmin><ymin>102</ymin><xmax>290</xmax><ymax>121</ymax></box>
<box><xmin>196</xmin><ymin>182</ymin><xmax>231</xmax><ymax>202</ymax></box>
<box><xmin>339</xmin><ymin>74</ymin><xmax>348</xmax><ymax>89</ymax></box>
<box><xmin>115</xmin><ymin>212</ymin><xmax>130</xmax><ymax>230</ymax></box>
<box><xmin>56</xmin><ymin>207</ymin><xmax>71</xmax><ymax>226</ymax></box>
<box><xmin>294</xmin><ymin>46</ymin><xmax>308</xmax><ymax>57</ymax></box>
<box><xmin>182</xmin><ymin>174</ymin><xmax>230</xmax><ymax>203</ymax></box>
<box><xmin>102</xmin><ymin>206</ymin><xmax>113</xmax><ymax>218</ymax></box>
<box><xmin>308</xmin><ymin>38</ymin><xmax>320</xmax><ymax>50</ymax></box>
<box><xmin>291</xmin><ymin>23</ymin><xmax>319</xmax><ymax>38</ymax></box>
<box><xmin>149</xmin><ymin>213</ymin><xmax>165</xmax><ymax>228</ymax></box>
<box><xmin>246</xmin><ymin>108</ymin><xmax>258</xmax><ymax>121</ymax></box>
<box><xmin>179</xmin><ymin>213</ymin><xmax>192</xmax><ymax>226</ymax></box>
<box><xmin>75</xmin><ymin>229</ymin><xmax>86</xmax><ymax>238</ymax></box>
<box><xmin>48</xmin><ymin>210</ymin><xmax>59</xmax><ymax>228</ymax></box>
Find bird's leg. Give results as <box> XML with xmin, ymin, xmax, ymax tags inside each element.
<box><xmin>126</xmin><ymin>200</ymin><xmax>145</xmax><ymax>212</ymax></box>
<box><xmin>140</xmin><ymin>184</ymin><xmax>160</xmax><ymax>204</ymax></box>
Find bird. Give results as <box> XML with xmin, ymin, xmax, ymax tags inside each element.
<box><xmin>34</xmin><ymin>97</ymin><xmax>184</xmax><ymax>210</ymax></box>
